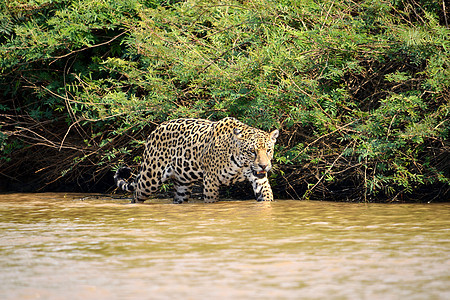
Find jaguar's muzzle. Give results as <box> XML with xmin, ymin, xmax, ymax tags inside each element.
<box><xmin>253</xmin><ymin>170</ymin><xmax>267</xmax><ymax>179</ymax></box>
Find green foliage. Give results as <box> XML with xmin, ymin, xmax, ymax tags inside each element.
<box><xmin>0</xmin><ymin>0</ymin><xmax>448</xmax><ymax>201</ymax></box>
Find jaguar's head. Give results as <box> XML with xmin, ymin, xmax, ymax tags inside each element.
<box><xmin>234</xmin><ymin>127</ymin><xmax>279</xmax><ymax>178</ymax></box>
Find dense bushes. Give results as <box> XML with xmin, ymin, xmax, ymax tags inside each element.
<box><xmin>1</xmin><ymin>0</ymin><xmax>448</xmax><ymax>201</ymax></box>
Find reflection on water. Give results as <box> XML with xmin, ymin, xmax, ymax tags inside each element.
<box><xmin>0</xmin><ymin>193</ymin><xmax>449</xmax><ymax>299</ymax></box>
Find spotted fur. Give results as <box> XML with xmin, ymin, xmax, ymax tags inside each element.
<box><xmin>114</xmin><ymin>117</ymin><xmax>279</xmax><ymax>203</ymax></box>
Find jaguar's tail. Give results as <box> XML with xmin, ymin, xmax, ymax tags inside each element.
<box><xmin>114</xmin><ymin>167</ymin><xmax>136</xmax><ymax>192</ymax></box>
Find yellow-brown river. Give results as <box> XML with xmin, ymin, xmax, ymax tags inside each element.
<box><xmin>0</xmin><ymin>193</ymin><xmax>449</xmax><ymax>299</ymax></box>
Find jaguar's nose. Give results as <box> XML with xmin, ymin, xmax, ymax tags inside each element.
<box><xmin>259</xmin><ymin>163</ymin><xmax>268</xmax><ymax>171</ymax></box>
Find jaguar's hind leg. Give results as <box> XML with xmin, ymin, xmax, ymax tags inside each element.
<box><xmin>173</xmin><ymin>182</ymin><xmax>194</xmax><ymax>204</ymax></box>
<box><xmin>132</xmin><ymin>167</ymin><xmax>163</xmax><ymax>203</ymax></box>
<box><xmin>131</xmin><ymin>191</ymin><xmax>147</xmax><ymax>203</ymax></box>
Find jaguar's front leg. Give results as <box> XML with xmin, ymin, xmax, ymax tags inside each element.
<box><xmin>250</xmin><ymin>175</ymin><xmax>274</xmax><ymax>201</ymax></box>
<box><xmin>203</xmin><ymin>175</ymin><xmax>219</xmax><ymax>203</ymax></box>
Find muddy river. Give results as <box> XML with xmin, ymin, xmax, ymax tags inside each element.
<box><xmin>0</xmin><ymin>193</ymin><xmax>448</xmax><ymax>299</ymax></box>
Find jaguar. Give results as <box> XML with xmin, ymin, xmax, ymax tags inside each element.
<box><xmin>114</xmin><ymin>117</ymin><xmax>279</xmax><ymax>203</ymax></box>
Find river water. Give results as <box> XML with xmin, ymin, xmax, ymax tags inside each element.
<box><xmin>0</xmin><ymin>193</ymin><xmax>448</xmax><ymax>300</ymax></box>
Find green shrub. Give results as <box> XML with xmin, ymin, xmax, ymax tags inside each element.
<box><xmin>1</xmin><ymin>0</ymin><xmax>448</xmax><ymax>201</ymax></box>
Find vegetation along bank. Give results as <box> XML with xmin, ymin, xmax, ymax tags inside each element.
<box><xmin>0</xmin><ymin>0</ymin><xmax>448</xmax><ymax>202</ymax></box>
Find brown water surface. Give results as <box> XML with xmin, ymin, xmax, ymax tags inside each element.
<box><xmin>0</xmin><ymin>193</ymin><xmax>449</xmax><ymax>299</ymax></box>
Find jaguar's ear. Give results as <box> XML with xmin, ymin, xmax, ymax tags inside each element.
<box><xmin>270</xmin><ymin>129</ymin><xmax>279</xmax><ymax>141</ymax></box>
<box><xmin>233</xmin><ymin>128</ymin><xmax>243</xmax><ymax>140</ymax></box>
